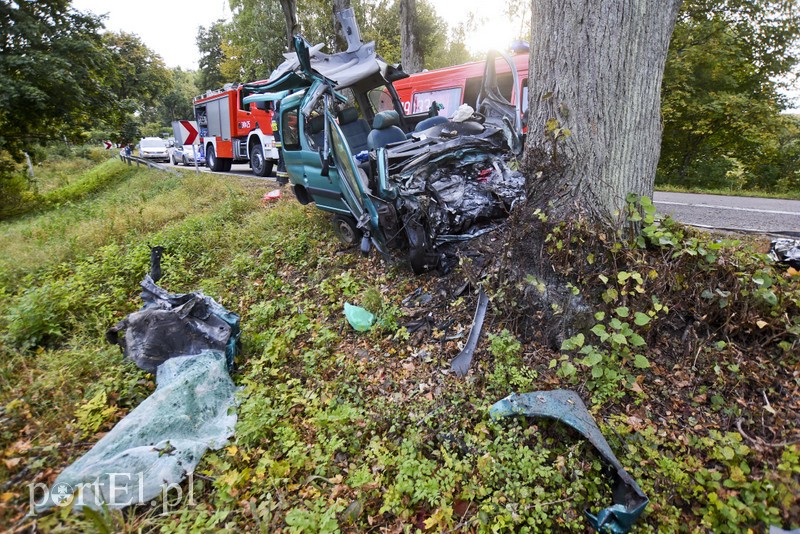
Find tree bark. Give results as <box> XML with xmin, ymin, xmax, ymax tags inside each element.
<box><xmin>498</xmin><ymin>0</ymin><xmax>683</xmax><ymax>347</ymax></box>
<box><xmin>278</xmin><ymin>0</ymin><xmax>300</xmax><ymax>52</ymax></box>
<box><xmin>524</xmin><ymin>0</ymin><xmax>683</xmax><ymax>224</ymax></box>
<box><xmin>333</xmin><ymin>0</ymin><xmax>352</xmax><ymax>52</ymax></box>
<box><xmin>400</xmin><ymin>0</ymin><xmax>422</xmax><ymax>74</ymax></box>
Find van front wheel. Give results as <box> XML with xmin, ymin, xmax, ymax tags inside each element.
<box><xmin>333</xmin><ymin>215</ymin><xmax>361</xmax><ymax>246</ymax></box>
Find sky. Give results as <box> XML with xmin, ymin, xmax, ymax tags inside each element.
<box><xmin>71</xmin><ymin>0</ymin><xmax>233</xmax><ymax>70</ymax></box>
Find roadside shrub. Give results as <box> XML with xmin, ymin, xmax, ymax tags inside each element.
<box><xmin>3</xmin><ymin>282</ymin><xmax>73</xmax><ymax>350</ymax></box>
<box><xmin>0</xmin><ymin>151</ymin><xmax>36</xmax><ymax>219</ymax></box>
<box><xmin>73</xmin><ymin>145</ymin><xmax>112</xmax><ymax>163</ymax></box>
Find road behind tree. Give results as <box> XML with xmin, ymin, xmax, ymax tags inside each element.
<box><xmin>654</xmin><ymin>192</ymin><xmax>800</xmax><ymax>237</ymax></box>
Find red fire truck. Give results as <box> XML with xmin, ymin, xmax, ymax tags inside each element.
<box><xmin>392</xmin><ymin>52</ymin><xmax>530</xmax><ymax>122</ymax></box>
<box><xmin>193</xmin><ymin>82</ymin><xmax>279</xmax><ymax>176</ymax></box>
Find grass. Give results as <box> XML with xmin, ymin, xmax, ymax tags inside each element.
<box><xmin>0</xmin><ymin>157</ymin><xmax>798</xmax><ymax>532</ymax></box>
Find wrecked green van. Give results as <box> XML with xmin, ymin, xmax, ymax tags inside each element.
<box><xmin>254</xmin><ymin>29</ymin><xmax>525</xmax><ymax>273</ymax></box>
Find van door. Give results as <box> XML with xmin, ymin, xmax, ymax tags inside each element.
<box><xmin>476</xmin><ymin>50</ymin><xmax>523</xmax><ymax>135</ymax></box>
<box><xmin>324</xmin><ymin>109</ymin><xmax>385</xmax><ymax>248</ymax></box>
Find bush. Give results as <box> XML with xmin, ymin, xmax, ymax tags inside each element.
<box><xmin>0</xmin><ymin>151</ymin><xmax>36</xmax><ymax>219</ymax></box>
<box><xmin>3</xmin><ymin>282</ymin><xmax>73</xmax><ymax>351</ymax></box>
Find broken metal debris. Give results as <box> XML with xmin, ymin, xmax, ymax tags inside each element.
<box><xmin>37</xmin><ymin>350</ymin><xmax>237</xmax><ymax>512</ymax></box>
<box><xmin>490</xmin><ymin>390</ymin><xmax>649</xmax><ymax>534</ymax></box>
<box><xmin>106</xmin><ymin>275</ymin><xmax>240</xmax><ymax>372</ymax></box>
<box><xmin>344</xmin><ymin>302</ymin><xmax>375</xmax><ymax>332</ymax></box>
<box><xmin>401</xmin><ymin>287</ymin><xmax>433</xmax><ymax>307</ymax></box>
<box><xmin>386</xmin><ymin>133</ymin><xmax>526</xmax><ymax>270</ymax></box>
<box><xmin>149</xmin><ymin>245</ymin><xmax>164</xmax><ymax>282</ymax></box>
<box><xmin>768</xmin><ymin>239</ymin><xmax>800</xmax><ymax>268</ymax></box>
<box><xmin>450</xmin><ymin>287</ymin><xmax>489</xmax><ymax>377</ymax></box>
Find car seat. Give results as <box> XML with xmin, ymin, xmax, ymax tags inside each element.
<box><xmin>307</xmin><ymin>114</ymin><xmax>325</xmax><ymax>148</ymax></box>
<box><xmin>367</xmin><ymin>110</ymin><xmax>407</xmax><ymax>150</ymax></box>
<box><xmin>337</xmin><ymin>107</ymin><xmax>371</xmax><ymax>154</ymax></box>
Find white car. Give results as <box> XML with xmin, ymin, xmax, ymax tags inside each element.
<box><xmin>138</xmin><ymin>137</ymin><xmax>170</xmax><ymax>162</ymax></box>
<box><xmin>171</xmin><ymin>144</ymin><xmax>206</xmax><ymax>166</ymax></box>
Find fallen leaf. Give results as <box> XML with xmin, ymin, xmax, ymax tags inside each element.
<box><xmin>6</xmin><ymin>439</ymin><xmax>31</xmax><ymax>455</ymax></box>
<box><xmin>627</xmin><ymin>415</ymin><xmax>646</xmax><ymax>431</ymax></box>
<box><xmin>756</xmin><ymin>320</ymin><xmax>768</xmax><ymax>329</ymax></box>
<box><xmin>4</xmin><ymin>458</ymin><xmax>21</xmax><ymax>469</ymax></box>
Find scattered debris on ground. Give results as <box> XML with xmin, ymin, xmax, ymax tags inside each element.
<box><xmin>36</xmin><ymin>350</ymin><xmax>236</xmax><ymax>512</ymax></box>
<box><xmin>106</xmin><ymin>274</ymin><xmax>240</xmax><ymax>372</ymax></box>
<box><xmin>490</xmin><ymin>391</ymin><xmax>649</xmax><ymax>533</ymax></box>
<box><xmin>37</xmin><ymin>259</ymin><xmax>241</xmax><ymax>513</ymax></box>
<box><xmin>769</xmin><ymin>239</ymin><xmax>800</xmax><ymax>268</ymax></box>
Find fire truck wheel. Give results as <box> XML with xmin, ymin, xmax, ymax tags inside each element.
<box><xmin>207</xmin><ymin>145</ymin><xmax>223</xmax><ymax>172</ymax></box>
<box><xmin>250</xmin><ymin>145</ymin><xmax>273</xmax><ymax>177</ymax></box>
<box><xmin>222</xmin><ymin>159</ymin><xmax>232</xmax><ymax>172</ymax></box>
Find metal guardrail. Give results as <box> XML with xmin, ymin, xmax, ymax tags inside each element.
<box><xmin>119</xmin><ymin>154</ymin><xmax>180</xmax><ymax>175</ymax></box>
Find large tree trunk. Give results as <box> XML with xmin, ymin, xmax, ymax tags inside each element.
<box><xmin>278</xmin><ymin>0</ymin><xmax>300</xmax><ymax>52</ymax></box>
<box><xmin>500</xmin><ymin>0</ymin><xmax>683</xmax><ymax>347</ymax></box>
<box><xmin>524</xmin><ymin>0</ymin><xmax>682</xmax><ymax>224</ymax></box>
<box><xmin>333</xmin><ymin>0</ymin><xmax>352</xmax><ymax>52</ymax></box>
<box><xmin>400</xmin><ymin>0</ymin><xmax>422</xmax><ymax>74</ymax></box>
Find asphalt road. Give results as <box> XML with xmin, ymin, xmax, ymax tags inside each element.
<box><xmin>181</xmin><ymin>162</ymin><xmax>800</xmax><ymax>237</ymax></box>
<box><xmin>653</xmin><ymin>192</ymin><xmax>800</xmax><ymax>237</ymax></box>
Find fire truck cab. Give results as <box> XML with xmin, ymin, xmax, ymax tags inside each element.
<box><xmin>193</xmin><ymin>82</ymin><xmax>279</xmax><ymax>176</ymax></box>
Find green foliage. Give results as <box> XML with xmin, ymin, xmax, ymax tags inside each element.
<box><xmin>0</xmin><ymin>3</ymin><xmax>175</xmax><ymax>154</ymax></box>
<box><xmin>156</xmin><ymin>68</ymin><xmax>200</xmax><ymax>125</ymax></box>
<box><xmin>223</xmin><ymin>0</ymin><xmax>287</xmax><ymax>82</ymax></box>
<box><xmin>659</xmin><ymin>0</ymin><xmax>800</xmax><ymax>193</ymax></box>
<box><xmin>0</xmin><ymin>151</ymin><xmax>36</xmax><ymax>218</ymax></box>
<box><xmin>0</xmin><ymin>1</ymin><xmax>110</xmax><ymax>154</ymax></box>
<box><xmin>74</xmin><ymin>389</ymin><xmax>118</xmax><ymax>437</ymax></box>
<box><xmin>487</xmin><ymin>329</ymin><xmax>538</xmax><ymax>392</ymax></box>
<box><xmin>196</xmin><ymin>20</ymin><xmax>228</xmax><ymax>91</ymax></box>
<box><xmin>558</xmin><ymin>292</ymin><xmax>665</xmax><ymax>403</ymax></box>
<box><xmin>4</xmin><ymin>282</ymin><xmax>73</xmax><ymax>350</ymax></box>
<box><xmin>3</xmin><ymin>158</ymin><xmax>799</xmax><ymax>532</ymax></box>
<box><xmin>102</xmin><ymin>32</ymin><xmax>172</xmax><ymax>110</ymax></box>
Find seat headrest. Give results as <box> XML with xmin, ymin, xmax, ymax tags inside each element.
<box><xmin>308</xmin><ymin>114</ymin><xmax>325</xmax><ymax>134</ymax></box>
<box><xmin>373</xmin><ymin>110</ymin><xmax>400</xmax><ymax>130</ymax></box>
<box><xmin>337</xmin><ymin>107</ymin><xmax>359</xmax><ymax>125</ymax></box>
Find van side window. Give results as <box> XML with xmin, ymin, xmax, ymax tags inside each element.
<box><xmin>496</xmin><ymin>73</ymin><xmax>514</xmax><ymax>101</ymax></box>
<box><xmin>282</xmin><ymin>108</ymin><xmax>300</xmax><ymax>151</ymax></box>
<box><xmin>367</xmin><ymin>87</ymin><xmax>395</xmax><ymax>114</ymax></box>
<box><xmin>522</xmin><ymin>78</ymin><xmax>529</xmax><ymax>114</ymax></box>
<box><xmin>464</xmin><ymin>77</ymin><xmax>482</xmax><ymax>109</ymax></box>
<box><xmin>412</xmin><ymin>88</ymin><xmax>462</xmax><ymax>118</ymax></box>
